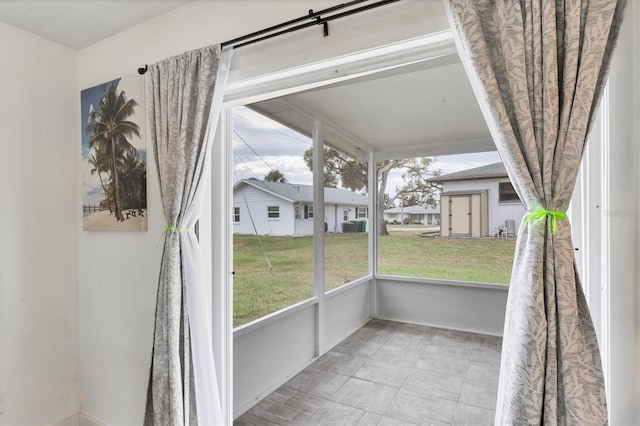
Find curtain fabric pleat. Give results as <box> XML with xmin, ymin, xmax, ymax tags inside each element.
<box><xmin>144</xmin><ymin>44</ymin><xmax>232</xmax><ymax>426</ymax></box>
<box><xmin>445</xmin><ymin>0</ymin><xmax>626</xmax><ymax>424</ymax></box>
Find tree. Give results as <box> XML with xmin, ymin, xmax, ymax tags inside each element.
<box><xmin>395</xmin><ymin>157</ymin><xmax>441</xmax><ymax>207</ymax></box>
<box><xmin>87</xmin><ymin>84</ymin><xmax>140</xmax><ymax>221</ymax></box>
<box><xmin>88</xmin><ymin>147</ymin><xmax>111</xmax><ymax>212</ymax></box>
<box><xmin>303</xmin><ymin>147</ymin><xmax>369</xmax><ymax>191</ymax></box>
<box><xmin>264</xmin><ymin>169</ymin><xmax>288</xmax><ymax>183</ymax></box>
<box><xmin>303</xmin><ymin>147</ymin><xmax>440</xmax><ymax>235</ymax></box>
<box><xmin>120</xmin><ymin>152</ymin><xmax>145</xmax><ymax>209</ymax></box>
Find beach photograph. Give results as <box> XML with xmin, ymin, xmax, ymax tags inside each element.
<box><xmin>81</xmin><ymin>76</ymin><xmax>147</xmax><ymax>231</ymax></box>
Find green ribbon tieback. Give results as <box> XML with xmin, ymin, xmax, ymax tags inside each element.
<box><xmin>524</xmin><ymin>209</ymin><xmax>567</xmax><ymax>234</ymax></box>
<box><xmin>163</xmin><ymin>225</ymin><xmax>191</xmax><ymax>235</ymax></box>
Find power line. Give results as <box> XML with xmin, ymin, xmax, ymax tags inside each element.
<box><xmin>233</xmin><ymin>112</ymin><xmax>312</xmax><ymax>146</ymax></box>
<box><xmin>233</xmin><ymin>129</ymin><xmax>278</xmax><ymax>173</ymax></box>
<box><xmin>232</xmin><ymin>151</ymin><xmax>263</xmax><ymax>182</ymax></box>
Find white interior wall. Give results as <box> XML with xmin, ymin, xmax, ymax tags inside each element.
<box><xmin>376</xmin><ymin>278</ymin><xmax>508</xmax><ymax>336</ymax></box>
<box><xmin>0</xmin><ymin>22</ymin><xmax>80</xmax><ymax>425</ymax></box>
<box><xmin>324</xmin><ymin>283</ymin><xmax>372</xmax><ymax>349</ymax></box>
<box><xmin>233</xmin><ymin>306</ymin><xmax>316</xmax><ymax>418</ymax></box>
<box><xmin>76</xmin><ymin>1</ymin><xmax>448</xmax><ymax>424</ymax></box>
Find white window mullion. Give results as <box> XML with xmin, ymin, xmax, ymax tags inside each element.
<box><xmin>312</xmin><ymin>118</ymin><xmax>325</xmax><ymax>357</ymax></box>
<box><xmin>369</xmin><ymin>151</ymin><xmax>377</xmax><ymax>317</ymax></box>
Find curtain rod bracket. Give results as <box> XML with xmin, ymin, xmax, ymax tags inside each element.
<box><xmin>309</xmin><ymin>9</ymin><xmax>329</xmax><ymax>37</ymax></box>
<box><xmin>138</xmin><ymin>65</ymin><xmax>148</xmax><ymax>75</ymax></box>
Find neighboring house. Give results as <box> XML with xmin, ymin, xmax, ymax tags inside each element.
<box><xmin>233</xmin><ymin>179</ymin><xmax>369</xmax><ymax>235</ymax></box>
<box><xmin>383</xmin><ymin>204</ymin><xmax>440</xmax><ymax>225</ymax></box>
<box><xmin>428</xmin><ymin>162</ymin><xmax>525</xmax><ymax>237</ymax></box>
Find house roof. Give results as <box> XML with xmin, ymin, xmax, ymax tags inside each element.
<box><xmin>384</xmin><ymin>205</ymin><xmax>439</xmax><ymax>214</ymax></box>
<box><xmin>428</xmin><ymin>162</ymin><xmax>507</xmax><ymax>182</ymax></box>
<box><xmin>234</xmin><ymin>179</ymin><xmax>369</xmax><ymax>206</ymax></box>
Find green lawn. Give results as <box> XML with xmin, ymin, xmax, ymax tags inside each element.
<box><xmin>233</xmin><ymin>232</ymin><xmax>515</xmax><ymax>327</ymax></box>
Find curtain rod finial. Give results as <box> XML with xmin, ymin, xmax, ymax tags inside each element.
<box><xmin>138</xmin><ymin>65</ymin><xmax>148</xmax><ymax>75</ymax></box>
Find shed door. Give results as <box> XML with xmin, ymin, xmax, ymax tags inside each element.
<box><xmin>449</xmin><ymin>196</ymin><xmax>471</xmax><ymax>235</ymax></box>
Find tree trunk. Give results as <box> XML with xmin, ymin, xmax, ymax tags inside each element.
<box><xmin>377</xmin><ymin>160</ymin><xmax>390</xmax><ymax>236</ymax></box>
<box><xmin>96</xmin><ymin>172</ymin><xmax>113</xmax><ymax>213</ymax></box>
<box><xmin>111</xmin><ymin>142</ymin><xmax>124</xmax><ymax>221</ymax></box>
<box><xmin>127</xmin><ymin>177</ymin><xmax>133</xmax><ymax>209</ymax></box>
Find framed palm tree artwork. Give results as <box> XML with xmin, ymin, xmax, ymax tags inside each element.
<box><xmin>81</xmin><ymin>77</ymin><xmax>147</xmax><ymax>231</ymax></box>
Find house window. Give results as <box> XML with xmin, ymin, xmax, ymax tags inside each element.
<box><xmin>356</xmin><ymin>207</ymin><xmax>368</xmax><ymax>218</ymax></box>
<box><xmin>343</xmin><ymin>209</ymin><xmax>349</xmax><ymax>221</ymax></box>
<box><xmin>267</xmin><ymin>205</ymin><xmax>280</xmax><ymax>219</ymax></box>
<box><xmin>499</xmin><ymin>182</ymin><xmax>520</xmax><ymax>203</ymax></box>
<box><xmin>304</xmin><ymin>204</ymin><xmax>313</xmax><ymax>219</ymax></box>
<box><xmin>233</xmin><ymin>207</ymin><xmax>240</xmax><ymax>223</ymax></box>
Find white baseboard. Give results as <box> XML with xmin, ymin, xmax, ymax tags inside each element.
<box><xmin>55</xmin><ymin>412</ymin><xmax>102</xmax><ymax>426</ymax></box>
<box><xmin>78</xmin><ymin>413</ymin><xmax>102</xmax><ymax>426</ymax></box>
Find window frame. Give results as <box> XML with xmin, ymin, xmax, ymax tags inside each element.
<box><xmin>304</xmin><ymin>204</ymin><xmax>314</xmax><ymax>219</ymax></box>
<box><xmin>498</xmin><ymin>181</ymin><xmax>520</xmax><ymax>203</ymax></box>
<box><xmin>233</xmin><ymin>206</ymin><xmax>240</xmax><ymax>223</ymax></box>
<box><xmin>267</xmin><ymin>205</ymin><xmax>280</xmax><ymax>219</ymax></box>
<box><xmin>215</xmin><ymin>32</ymin><xmax>539</xmax><ymax>424</ymax></box>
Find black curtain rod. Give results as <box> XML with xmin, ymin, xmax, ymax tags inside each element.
<box><xmin>137</xmin><ymin>0</ymin><xmax>401</xmax><ymax>75</ymax></box>
<box><xmin>221</xmin><ymin>0</ymin><xmax>369</xmax><ymax>48</ymax></box>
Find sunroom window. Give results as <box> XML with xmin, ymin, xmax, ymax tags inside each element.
<box><xmin>377</xmin><ymin>152</ymin><xmax>522</xmax><ymax>285</ymax></box>
<box><xmin>231</xmin><ymin>106</ymin><xmax>314</xmax><ymax>327</ymax></box>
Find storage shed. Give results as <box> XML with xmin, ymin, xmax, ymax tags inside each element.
<box><xmin>429</xmin><ymin>162</ymin><xmax>525</xmax><ymax>238</ymax></box>
<box><xmin>440</xmin><ymin>190</ymin><xmax>489</xmax><ymax>237</ymax></box>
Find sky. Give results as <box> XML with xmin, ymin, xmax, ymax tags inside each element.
<box><xmin>232</xmin><ymin>106</ymin><xmax>500</xmax><ymax>200</ymax></box>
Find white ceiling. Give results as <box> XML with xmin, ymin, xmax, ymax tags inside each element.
<box><xmin>250</xmin><ymin>60</ymin><xmax>494</xmax><ymax>159</ymax></box>
<box><xmin>0</xmin><ymin>0</ymin><xmax>192</xmax><ymax>50</ymax></box>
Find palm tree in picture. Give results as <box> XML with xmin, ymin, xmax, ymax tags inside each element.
<box><xmin>120</xmin><ymin>152</ymin><xmax>144</xmax><ymax>209</ymax></box>
<box><xmin>88</xmin><ymin>147</ymin><xmax>112</xmax><ymax>213</ymax></box>
<box><xmin>87</xmin><ymin>84</ymin><xmax>140</xmax><ymax>221</ymax></box>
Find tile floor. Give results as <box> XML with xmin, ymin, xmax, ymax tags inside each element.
<box><xmin>234</xmin><ymin>319</ymin><xmax>502</xmax><ymax>426</ymax></box>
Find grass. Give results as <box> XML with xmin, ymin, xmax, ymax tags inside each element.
<box><xmin>378</xmin><ymin>231</ymin><xmax>516</xmax><ymax>283</ymax></box>
<box><xmin>233</xmin><ymin>232</ymin><xmax>515</xmax><ymax>327</ymax></box>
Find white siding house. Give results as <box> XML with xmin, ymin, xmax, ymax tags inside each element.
<box><xmin>233</xmin><ymin>179</ymin><xmax>369</xmax><ymax>235</ymax></box>
<box><xmin>383</xmin><ymin>204</ymin><xmax>440</xmax><ymax>225</ymax></box>
<box><xmin>429</xmin><ymin>162</ymin><xmax>526</xmax><ymax>237</ymax></box>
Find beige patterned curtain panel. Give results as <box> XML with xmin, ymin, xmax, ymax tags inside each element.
<box><xmin>445</xmin><ymin>0</ymin><xmax>626</xmax><ymax>424</ymax></box>
<box><xmin>144</xmin><ymin>44</ymin><xmax>232</xmax><ymax>425</ymax></box>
